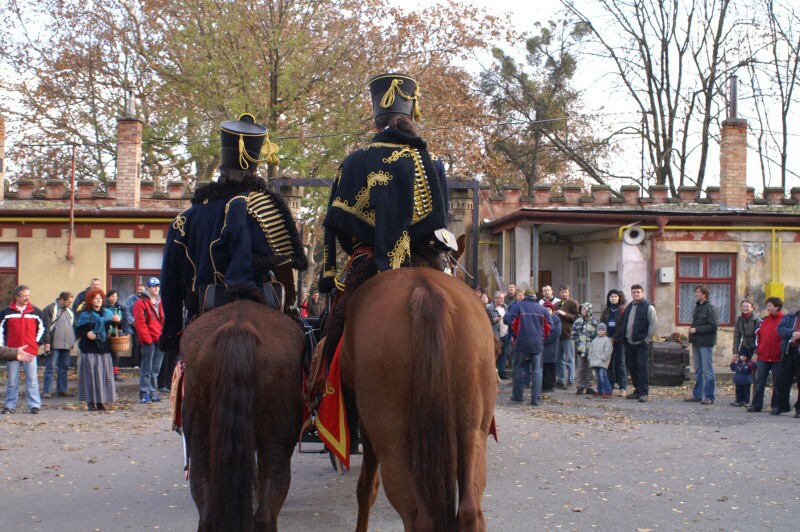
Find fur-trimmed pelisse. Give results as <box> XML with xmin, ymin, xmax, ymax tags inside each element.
<box><xmin>225</xmin><ymin>282</ymin><xmax>266</xmax><ymax>304</ymax></box>
<box><xmin>192</xmin><ymin>174</ymin><xmax>308</xmax><ymax>271</ymax></box>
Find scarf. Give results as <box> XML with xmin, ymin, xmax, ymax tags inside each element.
<box><xmin>76</xmin><ymin>307</ymin><xmax>112</xmax><ymax>344</ymax></box>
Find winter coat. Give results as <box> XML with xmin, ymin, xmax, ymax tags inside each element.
<box><xmin>123</xmin><ymin>293</ymin><xmax>139</xmax><ymax>334</ymax></box>
<box><xmin>487</xmin><ymin>302</ymin><xmax>509</xmax><ymax>339</ymax></box>
<box><xmin>571</xmin><ymin>302</ymin><xmax>598</xmax><ymax>356</ymax></box>
<box><xmin>133</xmin><ymin>294</ymin><xmax>164</xmax><ymax>345</ymax></box>
<box><xmin>543</xmin><ymin>313</ymin><xmax>561</xmax><ymax>364</ymax></box>
<box><xmin>0</xmin><ymin>345</ymin><xmax>23</xmax><ymax>361</ymax></box>
<box><xmin>730</xmin><ymin>360</ymin><xmax>754</xmax><ymax>385</ymax></box>
<box><xmin>555</xmin><ymin>298</ymin><xmax>579</xmax><ymax>339</ymax></box>
<box><xmin>600</xmin><ymin>304</ymin><xmax>624</xmax><ymax>337</ymax></box>
<box><xmin>733</xmin><ymin>312</ymin><xmax>761</xmax><ymax>355</ymax></box>
<box><xmin>75</xmin><ymin>307</ymin><xmax>115</xmax><ymax>354</ymax></box>
<box><xmin>588</xmin><ymin>335</ymin><xmax>613</xmax><ymax>369</ymax></box>
<box><xmin>755</xmin><ymin>311</ymin><xmax>784</xmax><ymax>362</ymax></box>
<box><xmin>72</xmin><ymin>288</ymin><xmax>89</xmax><ymax>312</ymax></box>
<box><xmin>777</xmin><ymin>311</ymin><xmax>800</xmax><ymax>356</ymax></box>
<box><xmin>104</xmin><ymin>302</ymin><xmax>126</xmax><ymax>339</ymax></box>
<box><xmin>689</xmin><ymin>300</ymin><xmax>718</xmax><ymax>347</ymax></box>
<box><xmin>504</xmin><ymin>296</ymin><xmax>551</xmax><ymax>354</ymax></box>
<box><xmin>42</xmin><ymin>301</ymin><xmax>76</xmax><ymax>350</ymax></box>
<box><xmin>0</xmin><ymin>303</ymin><xmax>46</xmax><ymax>355</ymax></box>
<box><xmin>616</xmin><ymin>299</ymin><xmax>657</xmax><ymax>345</ymax></box>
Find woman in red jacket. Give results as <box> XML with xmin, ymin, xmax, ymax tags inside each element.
<box><xmin>749</xmin><ymin>297</ymin><xmax>784</xmax><ymax>412</ymax></box>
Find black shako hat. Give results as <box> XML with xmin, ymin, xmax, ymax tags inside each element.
<box><xmin>220</xmin><ymin>113</ymin><xmax>278</xmax><ymax>171</ymax></box>
<box><xmin>369</xmin><ymin>73</ymin><xmax>421</xmax><ymax>121</ymax></box>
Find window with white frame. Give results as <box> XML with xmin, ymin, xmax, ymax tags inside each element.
<box><xmin>573</xmin><ymin>258</ymin><xmax>588</xmax><ymax>305</ymax></box>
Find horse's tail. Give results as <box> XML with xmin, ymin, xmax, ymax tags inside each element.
<box><xmin>206</xmin><ymin>321</ymin><xmax>258</xmax><ymax>532</ymax></box>
<box><xmin>408</xmin><ymin>275</ymin><xmax>457</xmax><ymax>531</ymax></box>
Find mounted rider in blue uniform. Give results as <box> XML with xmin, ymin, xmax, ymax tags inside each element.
<box><xmin>160</xmin><ymin>114</ymin><xmax>307</xmax><ymax>351</ymax></box>
<box><xmin>319</xmin><ymin>72</ymin><xmax>451</xmax><ymax>295</ymax></box>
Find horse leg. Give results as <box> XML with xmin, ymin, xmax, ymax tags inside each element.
<box><xmin>253</xmin><ymin>439</ymin><xmax>294</xmax><ymax>532</ymax></box>
<box><xmin>456</xmin><ymin>428</ymin><xmax>487</xmax><ymax>532</ymax></box>
<box><xmin>253</xmin><ymin>443</ymin><xmax>269</xmax><ymax>531</ymax></box>
<box><xmin>184</xmin><ymin>408</ymin><xmax>211</xmax><ymax>531</ymax></box>
<box><xmin>355</xmin><ymin>428</ymin><xmax>380</xmax><ymax>532</ymax></box>
<box><xmin>379</xmin><ymin>451</ymin><xmax>434</xmax><ymax>531</ymax></box>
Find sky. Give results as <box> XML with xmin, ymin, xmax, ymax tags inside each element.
<box><xmin>2</xmin><ymin>0</ymin><xmax>796</xmax><ymax>192</ymax></box>
<box><xmin>388</xmin><ymin>0</ymin><xmax>800</xmax><ymax>193</ymax></box>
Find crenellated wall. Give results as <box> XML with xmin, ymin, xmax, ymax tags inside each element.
<box><xmin>2</xmin><ymin>179</ymin><xmax>191</xmax><ymax>211</ymax></box>
<box><xmin>478</xmin><ymin>183</ymin><xmax>800</xmax><ymax>221</ymax></box>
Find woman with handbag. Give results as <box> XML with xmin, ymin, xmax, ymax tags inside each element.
<box><xmin>75</xmin><ymin>289</ymin><xmax>121</xmax><ymax>411</ymax></box>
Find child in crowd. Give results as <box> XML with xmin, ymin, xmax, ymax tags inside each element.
<box><xmin>730</xmin><ymin>353</ymin><xmax>755</xmax><ymax>407</ymax></box>
<box><xmin>588</xmin><ymin>323</ymin><xmax>614</xmax><ymax>398</ymax></box>
<box><xmin>572</xmin><ymin>302</ymin><xmax>598</xmax><ymax>395</ymax></box>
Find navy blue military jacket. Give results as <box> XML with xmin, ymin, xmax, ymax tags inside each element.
<box><xmin>319</xmin><ymin>127</ymin><xmax>449</xmax><ymax>292</ymax></box>
<box><xmin>161</xmin><ymin>176</ymin><xmax>305</xmax><ymax>339</ymax></box>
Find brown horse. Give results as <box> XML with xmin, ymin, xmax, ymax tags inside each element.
<box><xmin>339</xmin><ymin>267</ymin><xmax>497</xmax><ymax>531</ymax></box>
<box><xmin>180</xmin><ymin>300</ymin><xmax>304</xmax><ymax>532</ymax></box>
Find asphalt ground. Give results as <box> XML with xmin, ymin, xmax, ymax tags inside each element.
<box><xmin>1</xmin><ymin>370</ymin><xmax>798</xmax><ymax>531</ymax></box>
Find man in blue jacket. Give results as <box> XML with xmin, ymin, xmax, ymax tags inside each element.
<box><xmin>775</xmin><ymin>306</ymin><xmax>800</xmax><ymax>417</ymax></box>
<box><xmin>504</xmin><ymin>289</ymin><xmax>552</xmax><ymax>406</ymax></box>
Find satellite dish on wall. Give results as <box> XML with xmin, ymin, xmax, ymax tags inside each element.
<box><xmin>623</xmin><ymin>225</ymin><xmax>646</xmax><ymax>245</ymax></box>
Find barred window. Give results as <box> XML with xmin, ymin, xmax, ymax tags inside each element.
<box><xmin>676</xmin><ymin>253</ymin><xmax>735</xmax><ymax>326</ymax></box>
<box><xmin>0</xmin><ymin>244</ymin><xmax>19</xmax><ymax>308</ymax></box>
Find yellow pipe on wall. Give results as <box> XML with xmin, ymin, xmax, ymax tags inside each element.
<box><xmin>617</xmin><ymin>224</ymin><xmax>800</xmax><ymax>284</ymax></box>
<box><xmin>617</xmin><ymin>224</ymin><xmax>800</xmax><ymax>241</ymax></box>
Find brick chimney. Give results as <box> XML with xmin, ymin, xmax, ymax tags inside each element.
<box><xmin>0</xmin><ymin>114</ymin><xmax>5</xmax><ymax>202</ymax></box>
<box><xmin>719</xmin><ymin>76</ymin><xmax>748</xmax><ymax>210</ymax></box>
<box><xmin>115</xmin><ymin>117</ymin><xmax>143</xmax><ymax>207</ymax></box>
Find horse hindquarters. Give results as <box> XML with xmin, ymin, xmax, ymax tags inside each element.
<box><xmin>203</xmin><ymin>322</ymin><xmax>259</xmax><ymax>532</ymax></box>
<box><xmin>407</xmin><ymin>279</ymin><xmax>458</xmax><ymax>532</ymax></box>
<box><xmin>254</xmin><ymin>342</ymin><xmax>305</xmax><ymax>532</ymax></box>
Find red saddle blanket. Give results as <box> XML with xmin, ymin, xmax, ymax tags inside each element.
<box><xmin>312</xmin><ymin>338</ymin><xmax>499</xmax><ymax>471</ymax></box>
<box><xmin>170</xmin><ymin>361</ymin><xmax>185</xmax><ymax>433</ymax></box>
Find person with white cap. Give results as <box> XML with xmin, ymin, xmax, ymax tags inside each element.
<box><xmin>133</xmin><ymin>277</ymin><xmax>164</xmax><ymax>404</ymax></box>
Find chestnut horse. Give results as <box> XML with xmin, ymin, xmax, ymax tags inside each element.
<box><xmin>339</xmin><ymin>267</ymin><xmax>497</xmax><ymax>531</ymax></box>
<box><xmin>180</xmin><ymin>300</ymin><xmax>304</xmax><ymax>532</ymax></box>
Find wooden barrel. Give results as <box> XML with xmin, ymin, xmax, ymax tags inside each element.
<box><xmin>649</xmin><ymin>341</ymin><xmax>690</xmax><ymax>386</ymax></box>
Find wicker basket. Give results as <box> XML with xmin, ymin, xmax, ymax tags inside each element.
<box><xmin>109</xmin><ymin>326</ymin><xmax>131</xmax><ymax>353</ymax></box>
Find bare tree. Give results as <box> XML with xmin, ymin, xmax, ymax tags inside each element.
<box><xmin>745</xmin><ymin>0</ymin><xmax>800</xmax><ymax>189</ymax></box>
<box><xmin>562</xmin><ymin>0</ymin><xmax>748</xmax><ymax>195</ymax></box>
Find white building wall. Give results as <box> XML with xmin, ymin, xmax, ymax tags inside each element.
<box><xmin>513</xmin><ymin>225</ymin><xmax>532</xmax><ymax>289</ymax></box>
<box><xmin>619</xmin><ymin>241</ymin><xmax>649</xmax><ymax>296</ymax></box>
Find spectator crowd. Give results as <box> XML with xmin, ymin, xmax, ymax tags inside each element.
<box><xmin>2</xmin><ymin>274</ymin><xmax>798</xmax><ymax>419</ymax></box>
<box><xmin>0</xmin><ymin>277</ymin><xmax>175</xmax><ymax>413</ymax></box>
<box><xmin>1</xmin><ymin>277</ymin><xmax>330</xmax><ymax>415</ymax></box>
<box><xmin>479</xmin><ymin>281</ymin><xmax>800</xmax><ymax>419</ymax></box>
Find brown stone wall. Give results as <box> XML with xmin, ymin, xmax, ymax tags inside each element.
<box><xmin>115</xmin><ymin>118</ymin><xmax>143</xmax><ymax>207</ymax></box>
<box><xmin>719</xmin><ymin>118</ymin><xmax>748</xmax><ymax>209</ymax></box>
